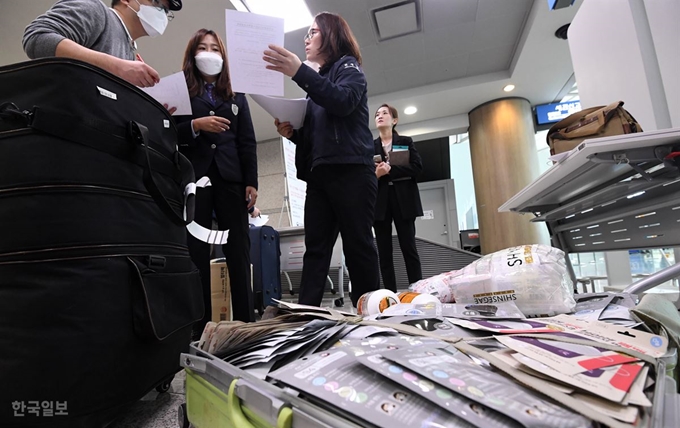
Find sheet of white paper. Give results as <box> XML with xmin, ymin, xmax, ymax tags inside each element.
<box><xmin>250</xmin><ymin>95</ymin><xmax>307</xmax><ymax>129</ymax></box>
<box><xmin>548</xmin><ymin>150</ymin><xmax>572</xmax><ymax>163</ymax></box>
<box><xmin>186</xmin><ymin>177</ymin><xmax>230</xmax><ymax>244</ymax></box>
<box><xmin>225</xmin><ymin>10</ymin><xmax>284</xmax><ymax>96</ymax></box>
<box><xmin>248</xmin><ymin>214</ymin><xmax>269</xmax><ymax>227</ymax></box>
<box><xmin>140</xmin><ymin>71</ymin><xmax>191</xmax><ymax>115</ymax></box>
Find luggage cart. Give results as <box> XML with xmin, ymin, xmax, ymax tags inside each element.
<box><xmin>500</xmin><ymin>128</ymin><xmax>680</xmax><ymax>296</ymax></box>
<box><xmin>178</xmin><ymin>344</ymin><xmax>364</xmax><ymax>428</ymax></box>
<box><xmin>278</xmin><ymin>227</ymin><xmax>348</xmax><ymax>307</ymax></box>
<box><xmin>499</xmin><ymin>128</ymin><xmax>680</xmax><ymax>424</ymax></box>
<box><xmin>179</xmin><ymin>339</ymin><xmax>678</xmax><ymax>428</ymax></box>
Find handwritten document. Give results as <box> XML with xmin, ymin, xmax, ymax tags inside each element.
<box><xmin>140</xmin><ymin>71</ymin><xmax>191</xmax><ymax>116</ymax></box>
<box><xmin>225</xmin><ymin>10</ymin><xmax>284</xmax><ymax>96</ymax></box>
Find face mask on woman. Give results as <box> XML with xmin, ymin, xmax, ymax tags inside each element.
<box><xmin>130</xmin><ymin>0</ymin><xmax>168</xmax><ymax>37</ymax></box>
<box><xmin>195</xmin><ymin>52</ymin><xmax>224</xmax><ymax>76</ymax></box>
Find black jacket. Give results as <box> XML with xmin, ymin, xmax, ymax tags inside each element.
<box><xmin>176</xmin><ymin>92</ymin><xmax>258</xmax><ymax>189</ymax></box>
<box><xmin>374</xmin><ymin>132</ymin><xmax>424</xmax><ymax>221</ymax></box>
<box><xmin>289</xmin><ymin>55</ymin><xmax>374</xmax><ymax>181</ymax></box>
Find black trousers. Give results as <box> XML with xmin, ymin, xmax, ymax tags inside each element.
<box><xmin>374</xmin><ymin>186</ymin><xmax>422</xmax><ymax>292</ymax></box>
<box><xmin>189</xmin><ymin>162</ymin><xmax>254</xmax><ymax>329</ymax></box>
<box><xmin>298</xmin><ymin>164</ymin><xmax>380</xmax><ymax>307</ymax></box>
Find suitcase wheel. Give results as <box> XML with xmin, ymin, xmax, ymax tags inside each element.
<box><xmin>155</xmin><ymin>375</ymin><xmax>174</xmax><ymax>393</ymax></box>
<box><xmin>334</xmin><ymin>297</ymin><xmax>344</xmax><ymax>307</ymax></box>
<box><xmin>177</xmin><ymin>403</ymin><xmax>191</xmax><ymax>428</ymax></box>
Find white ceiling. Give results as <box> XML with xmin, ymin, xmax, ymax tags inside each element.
<box><xmin>0</xmin><ymin>0</ymin><xmax>582</xmax><ymax>142</ymax></box>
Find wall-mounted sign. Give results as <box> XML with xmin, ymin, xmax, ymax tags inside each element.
<box><xmin>282</xmin><ymin>138</ymin><xmax>306</xmax><ymax>227</ymax></box>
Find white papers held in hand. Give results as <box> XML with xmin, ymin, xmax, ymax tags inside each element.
<box><xmin>249</xmin><ymin>214</ymin><xmax>269</xmax><ymax>227</ymax></box>
<box><xmin>139</xmin><ymin>71</ymin><xmax>192</xmax><ymax>116</ymax></box>
<box><xmin>250</xmin><ymin>94</ymin><xmax>307</xmax><ymax>129</ymax></box>
<box><xmin>225</xmin><ymin>10</ymin><xmax>284</xmax><ymax>96</ymax></box>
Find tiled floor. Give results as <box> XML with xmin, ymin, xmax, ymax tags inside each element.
<box><xmin>108</xmin><ymin>295</ymin><xmax>357</xmax><ymax>428</ymax></box>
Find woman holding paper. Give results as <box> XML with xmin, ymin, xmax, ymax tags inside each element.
<box><xmin>374</xmin><ymin>104</ymin><xmax>424</xmax><ymax>292</ymax></box>
<box><xmin>263</xmin><ymin>12</ymin><xmax>379</xmax><ymax>308</ymax></box>
<box><xmin>176</xmin><ymin>29</ymin><xmax>257</xmax><ymax>329</ymax></box>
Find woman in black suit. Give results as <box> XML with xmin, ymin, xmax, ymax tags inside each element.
<box><xmin>373</xmin><ymin>104</ymin><xmax>424</xmax><ymax>292</ymax></box>
<box><xmin>176</xmin><ymin>29</ymin><xmax>257</xmax><ymax>327</ymax></box>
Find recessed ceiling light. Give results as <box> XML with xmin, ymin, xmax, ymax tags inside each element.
<box><xmin>503</xmin><ymin>84</ymin><xmax>515</xmax><ymax>92</ymax></box>
<box><xmin>404</xmin><ymin>106</ymin><xmax>417</xmax><ymax>115</ymax></box>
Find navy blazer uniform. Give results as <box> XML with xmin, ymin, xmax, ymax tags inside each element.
<box><xmin>177</xmin><ymin>92</ymin><xmax>257</xmax><ymax>188</ymax></box>
<box><xmin>176</xmin><ymin>90</ymin><xmax>257</xmax><ymax>325</ymax></box>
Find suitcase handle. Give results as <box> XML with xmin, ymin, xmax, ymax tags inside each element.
<box><xmin>128</xmin><ymin>121</ymin><xmax>194</xmax><ymax>226</ymax></box>
<box><xmin>17</xmin><ymin>105</ymin><xmax>195</xmax><ymax>226</ymax></box>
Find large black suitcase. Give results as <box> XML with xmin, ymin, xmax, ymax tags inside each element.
<box><xmin>0</xmin><ymin>58</ymin><xmax>203</xmax><ymax>428</ymax></box>
<box><xmin>249</xmin><ymin>225</ymin><xmax>282</xmax><ymax>313</ymax></box>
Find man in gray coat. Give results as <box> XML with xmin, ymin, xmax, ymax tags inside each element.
<box><xmin>23</xmin><ymin>0</ymin><xmax>181</xmax><ymax>88</ymax></box>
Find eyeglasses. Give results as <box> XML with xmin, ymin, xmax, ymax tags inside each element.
<box><xmin>304</xmin><ymin>28</ymin><xmax>320</xmax><ymax>41</ymax></box>
<box><xmin>150</xmin><ymin>0</ymin><xmax>174</xmax><ymax>21</ymax></box>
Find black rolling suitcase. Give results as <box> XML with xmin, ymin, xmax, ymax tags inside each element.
<box><xmin>0</xmin><ymin>58</ymin><xmax>203</xmax><ymax>428</ymax></box>
<box><xmin>249</xmin><ymin>225</ymin><xmax>282</xmax><ymax>313</ymax></box>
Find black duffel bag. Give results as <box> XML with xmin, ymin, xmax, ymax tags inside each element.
<box><xmin>0</xmin><ymin>58</ymin><xmax>203</xmax><ymax>428</ymax></box>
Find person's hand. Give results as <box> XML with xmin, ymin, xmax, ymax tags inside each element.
<box><xmin>274</xmin><ymin>118</ymin><xmax>294</xmax><ymax>138</ymax></box>
<box><xmin>376</xmin><ymin>162</ymin><xmax>391</xmax><ymax>178</ymax></box>
<box><xmin>263</xmin><ymin>45</ymin><xmax>302</xmax><ymax>77</ymax></box>
<box><xmin>163</xmin><ymin>103</ymin><xmax>177</xmax><ymax>115</ymax></box>
<box><xmin>250</xmin><ymin>206</ymin><xmax>261</xmax><ymax>218</ymax></box>
<box><xmin>245</xmin><ymin>186</ymin><xmax>258</xmax><ymax>209</ymax></box>
<box><xmin>114</xmin><ymin>58</ymin><xmax>160</xmax><ymax>88</ymax></box>
<box><xmin>193</xmin><ymin>116</ymin><xmax>231</xmax><ymax>133</ymax></box>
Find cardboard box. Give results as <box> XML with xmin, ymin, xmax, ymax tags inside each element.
<box><xmin>210</xmin><ymin>259</ymin><xmax>231</xmax><ymax>322</ymax></box>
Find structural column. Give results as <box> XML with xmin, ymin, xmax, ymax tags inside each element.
<box><xmin>468</xmin><ymin>97</ymin><xmax>548</xmax><ymax>254</ymax></box>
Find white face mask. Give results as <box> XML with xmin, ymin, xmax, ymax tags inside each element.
<box><xmin>195</xmin><ymin>52</ymin><xmax>224</xmax><ymax>76</ymax></box>
<box><xmin>130</xmin><ymin>0</ymin><xmax>168</xmax><ymax>38</ymax></box>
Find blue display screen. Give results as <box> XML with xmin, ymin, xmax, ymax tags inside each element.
<box><xmin>535</xmin><ymin>101</ymin><xmax>581</xmax><ymax>125</ymax></box>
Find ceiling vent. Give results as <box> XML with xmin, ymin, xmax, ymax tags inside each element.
<box><xmin>371</xmin><ymin>0</ymin><xmax>422</xmax><ymax>42</ymax></box>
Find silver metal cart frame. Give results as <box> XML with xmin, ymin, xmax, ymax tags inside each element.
<box><xmin>499</xmin><ymin>128</ymin><xmax>680</xmax><ymax>426</ymax></box>
<box><xmin>500</xmin><ymin>128</ymin><xmax>680</xmax><ymax>296</ymax></box>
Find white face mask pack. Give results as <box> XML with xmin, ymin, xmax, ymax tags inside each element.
<box><xmin>130</xmin><ymin>0</ymin><xmax>168</xmax><ymax>38</ymax></box>
<box><xmin>194</xmin><ymin>52</ymin><xmax>224</xmax><ymax>76</ymax></box>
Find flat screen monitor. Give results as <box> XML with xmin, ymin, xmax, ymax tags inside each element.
<box><xmin>535</xmin><ymin>100</ymin><xmax>581</xmax><ymax>125</ymax></box>
<box><xmin>413</xmin><ymin>137</ymin><xmax>450</xmax><ymax>183</ymax></box>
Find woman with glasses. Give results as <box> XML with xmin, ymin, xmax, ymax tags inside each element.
<box><xmin>176</xmin><ymin>29</ymin><xmax>258</xmax><ymax>330</ymax></box>
<box><xmin>373</xmin><ymin>104</ymin><xmax>424</xmax><ymax>292</ymax></box>
<box><xmin>24</xmin><ymin>0</ymin><xmax>181</xmax><ymax>88</ymax></box>
<box><xmin>263</xmin><ymin>12</ymin><xmax>380</xmax><ymax>308</ymax></box>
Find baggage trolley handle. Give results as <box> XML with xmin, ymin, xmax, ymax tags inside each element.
<box><xmin>180</xmin><ymin>352</ymin><xmax>208</xmax><ymax>374</ymax></box>
<box><xmin>182</xmin><ymin>351</ymin><xmax>293</xmax><ymax>427</ymax></box>
<box><xmin>236</xmin><ymin>380</ymin><xmax>289</xmax><ymax>427</ymax></box>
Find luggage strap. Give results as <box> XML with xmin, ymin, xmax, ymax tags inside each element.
<box><xmin>25</xmin><ymin>106</ymin><xmax>193</xmax><ymax>226</ymax></box>
<box><xmin>129</xmin><ymin>121</ymin><xmax>192</xmax><ymax>226</ymax></box>
<box><xmin>27</xmin><ymin>107</ymin><xmax>180</xmax><ymax>180</ymax></box>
